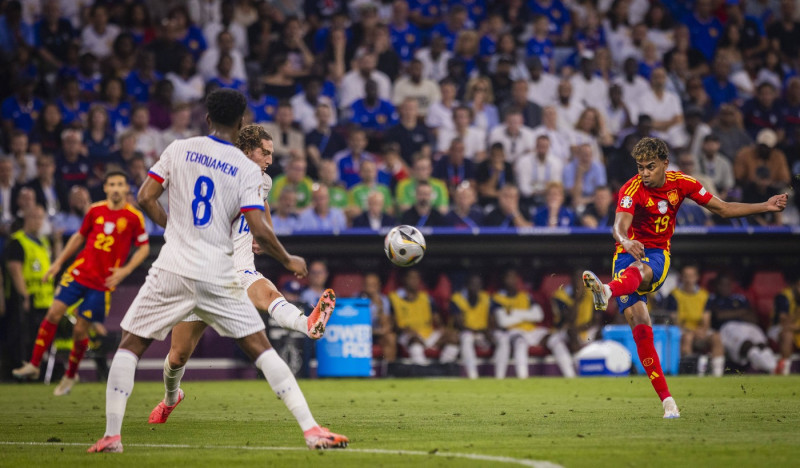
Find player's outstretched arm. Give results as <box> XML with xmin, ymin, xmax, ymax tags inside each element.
<box><xmin>252</xmin><ymin>201</ymin><xmax>274</xmax><ymax>255</ymax></box>
<box><xmin>44</xmin><ymin>232</ymin><xmax>87</xmax><ymax>282</ymax></box>
<box><xmin>244</xmin><ymin>209</ymin><xmax>308</xmax><ymax>278</ymax></box>
<box><xmin>138</xmin><ymin>177</ymin><xmax>168</xmax><ymax>228</ymax></box>
<box><xmin>105</xmin><ymin>243</ymin><xmax>150</xmax><ymax>290</ymax></box>
<box><xmin>703</xmin><ymin>193</ymin><xmax>788</xmax><ymax>219</ymax></box>
<box><xmin>612</xmin><ymin>211</ymin><xmax>645</xmax><ymax>261</ymax></box>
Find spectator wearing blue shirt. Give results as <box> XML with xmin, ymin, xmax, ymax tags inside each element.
<box><xmin>125</xmin><ymin>51</ymin><xmax>162</xmax><ymax>103</ymax></box>
<box><xmin>349</xmin><ymin>79</ymin><xmax>398</xmax><ymax>133</ymax></box>
<box><xmin>528</xmin><ymin>0</ymin><xmax>571</xmax><ymax>40</ymax></box>
<box><xmin>248</xmin><ymin>87</ymin><xmax>278</xmax><ymax>124</ymax></box>
<box><xmin>779</xmin><ymin>77</ymin><xmax>800</xmax><ymax>145</ymax></box>
<box><xmin>479</xmin><ymin>13</ymin><xmax>504</xmax><ymax>58</ymax></box>
<box><xmin>35</xmin><ymin>0</ymin><xmax>75</xmax><ymax>69</ymax></box>
<box><xmin>453</xmin><ymin>0</ymin><xmax>487</xmax><ymax>28</ymax></box>
<box><xmin>742</xmin><ymin>82</ymin><xmax>781</xmax><ymax>139</ymax></box>
<box><xmin>333</xmin><ymin>128</ymin><xmax>385</xmax><ymax>188</ymax></box>
<box><xmin>384</xmin><ymin>98</ymin><xmax>435</xmax><ymax>166</ymax></box>
<box><xmin>297</xmin><ymin>184</ymin><xmax>348</xmax><ymax>232</ymax></box>
<box><xmin>84</xmin><ymin>106</ymin><xmax>115</xmax><ymax>162</ymax></box>
<box><xmin>682</xmin><ymin>0</ymin><xmax>723</xmax><ymax>60</ymax></box>
<box><xmin>76</xmin><ymin>52</ymin><xmax>102</xmax><ymax>100</ymax></box>
<box><xmin>100</xmin><ymin>76</ymin><xmax>132</xmax><ymax>133</ymax></box>
<box><xmin>271</xmin><ymin>187</ymin><xmax>301</xmax><ymax>234</ymax></box>
<box><xmin>526</xmin><ymin>16</ymin><xmax>555</xmax><ymax>72</ymax></box>
<box><xmin>1</xmin><ymin>77</ymin><xmax>43</xmax><ymax>136</ymax></box>
<box><xmin>56</xmin><ymin>129</ymin><xmax>90</xmax><ymax>190</ymax></box>
<box><xmin>562</xmin><ymin>143</ymin><xmax>607</xmax><ymax>208</ymax></box>
<box><xmin>725</xmin><ymin>0</ymin><xmax>767</xmax><ymax>58</ymax></box>
<box><xmin>533</xmin><ymin>182</ymin><xmax>577</xmax><ymax>227</ymax></box>
<box><xmin>168</xmin><ymin>6</ymin><xmax>206</xmax><ymax>60</ymax></box>
<box><xmin>409</xmin><ymin>0</ymin><xmax>444</xmax><ymax>31</ymax></box>
<box><xmin>57</xmin><ymin>77</ymin><xmax>89</xmax><ymax>126</ymax></box>
<box><xmin>0</xmin><ymin>0</ymin><xmax>35</xmax><ymax>55</ymax></box>
<box><xmin>433</xmin><ymin>138</ymin><xmax>476</xmax><ymax>195</ymax></box>
<box><xmin>444</xmin><ymin>180</ymin><xmax>484</xmax><ymax>229</ymax></box>
<box><xmin>389</xmin><ymin>1</ymin><xmax>421</xmax><ymax>63</ymax></box>
<box><xmin>206</xmin><ymin>53</ymin><xmax>247</xmax><ymax>95</ymax></box>
<box><xmin>431</xmin><ymin>5</ymin><xmax>468</xmax><ymax>51</ymax></box>
<box><xmin>702</xmin><ymin>55</ymin><xmax>738</xmax><ymax>110</ymax></box>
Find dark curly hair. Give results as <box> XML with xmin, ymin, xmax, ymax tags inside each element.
<box><xmin>631</xmin><ymin>137</ymin><xmax>669</xmax><ymax>162</ymax></box>
<box><xmin>206</xmin><ymin>88</ymin><xmax>247</xmax><ymax>127</ymax></box>
<box><xmin>236</xmin><ymin>124</ymin><xmax>272</xmax><ymax>154</ymax></box>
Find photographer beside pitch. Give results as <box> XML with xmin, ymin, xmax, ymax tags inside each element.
<box><xmin>582</xmin><ymin>137</ymin><xmax>787</xmax><ymax>419</ymax></box>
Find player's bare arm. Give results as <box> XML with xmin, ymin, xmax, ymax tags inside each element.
<box><xmin>105</xmin><ymin>243</ymin><xmax>150</xmax><ymax>290</ymax></box>
<box><xmin>703</xmin><ymin>193</ymin><xmax>788</xmax><ymax>218</ymax></box>
<box><xmin>252</xmin><ymin>200</ymin><xmax>272</xmax><ymax>255</ymax></box>
<box><xmin>138</xmin><ymin>176</ymin><xmax>168</xmax><ymax>228</ymax></box>
<box><xmin>612</xmin><ymin>211</ymin><xmax>645</xmax><ymax>261</ymax></box>
<box><xmin>243</xmin><ymin>209</ymin><xmax>308</xmax><ymax>278</ymax></box>
<box><xmin>43</xmin><ymin>232</ymin><xmax>86</xmax><ymax>282</ymax></box>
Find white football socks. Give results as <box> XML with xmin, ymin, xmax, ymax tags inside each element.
<box><xmin>711</xmin><ymin>356</ymin><xmax>725</xmax><ymax>377</ymax></box>
<box><xmin>408</xmin><ymin>343</ymin><xmax>426</xmax><ymax>365</ymax></box>
<box><xmin>255</xmin><ymin>349</ymin><xmax>317</xmax><ymax>432</ymax></box>
<box><xmin>105</xmin><ymin>349</ymin><xmax>138</xmax><ymax>437</ymax></box>
<box><xmin>514</xmin><ymin>337</ymin><xmax>529</xmax><ymax>378</ymax></box>
<box><xmin>268</xmin><ymin>298</ymin><xmax>309</xmax><ymax>335</ymax></box>
<box><xmin>494</xmin><ymin>333</ymin><xmax>510</xmax><ymax>378</ymax></box>
<box><xmin>460</xmin><ymin>332</ymin><xmax>478</xmax><ymax>379</ymax></box>
<box><xmin>440</xmin><ymin>344</ymin><xmax>459</xmax><ymax>364</ymax></box>
<box><xmin>163</xmin><ymin>356</ymin><xmax>186</xmax><ymax>406</ymax></box>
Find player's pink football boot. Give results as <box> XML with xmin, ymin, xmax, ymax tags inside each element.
<box><xmin>148</xmin><ymin>389</ymin><xmax>184</xmax><ymax>424</ymax></box>
<box><xmin>307</xmin><ymin>289</ymin><xmax>336</xmax><ymax>339</ymax></box>
<box><xmin>304</xmin><ymin>425</ymin><xmax>349</xmax><ymax>449</ymax></box>
<box><xmin>87</xmin><ymin>435</ymin><xmax>123</xmax><ymax>453</ymax></box>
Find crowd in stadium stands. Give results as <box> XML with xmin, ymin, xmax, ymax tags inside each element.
<box><xmin>285</xmin><ymin>262</ymin><xmax>797</xmax><ymax>377</ymax></box>
<box><xmin>0</xmin><ymin>0</ymin><xmax>798</xmax><ymax>239</ymax></box>
<box><xmin>0</xmin><ymin>0</ymin><xmax>798</xmax><ymax>379</ymax></box>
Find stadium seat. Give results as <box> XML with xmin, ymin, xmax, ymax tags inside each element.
<box><xmin>539</xmin><ymin>273</ymin><xmax>572</xmax><ymax>299</ymax></box>
<box><xmin>700</xmin><ymin>271</ymin><xmax>718</xmax><ymax>289</ymax></box>
<box><xmin>431</xmin><ymin>274</ymin><xmax>453</xmax><ymax>314</ymax></box>
<box><xmin>330</xmin><ymin>273</ymin><xmax>365</xmax><ymax>298</ymax></box>
<box><xmin>749</xmin><ymin>271</ymin><xmax>785</xmax><ymax>299</ymax></box>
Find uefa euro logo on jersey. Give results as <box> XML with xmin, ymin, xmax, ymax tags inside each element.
<box><xmin>620</xmin><ymin>196</ymin><xmax>633</xmax><ymax>209</ymax></box>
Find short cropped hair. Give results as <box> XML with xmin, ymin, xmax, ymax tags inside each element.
<box><xmin>104</xmin><ymin>170</ymin><xmax>129</xmax><ymax>184</ymax></box>
<box><xmin>631</xmin><ymin>137</ymin><xmax>669</xmax><ymax>163</ymax></box>
<box><xmin>236</xmin><ymin>124</ymin><xmax>272</xmax><ymax>154</ymax></box>
<box><xmin>206</xmin><ymin>88</ymin><xmax>247</xmax><ymax>127</ymax></box>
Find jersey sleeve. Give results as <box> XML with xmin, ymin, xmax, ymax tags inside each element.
<box><xmin>682</xmin><ymin>176</ymin><xmax>714</xmax><ymax>206</ymax></box>
<box><xmin>130</xmin><ymin>209</ymin><xmax>149</xmax><ymax>246</ymax></box>
<box><xmin>240</xmin><ymin>165</ymin><xmax>266</xmax><ymax>212</ymax></box>
<box><xmin>616</xmin><ymin>177</ymin><xmax>640</xmax><ymax>214</ymax></box>
<box><xmin>148</xmin><ymin>141</ymin><xmax>175</xmax><ymax>185</ymax></box>
<box><xmin>78</xmin><ymin>207</ymin><xmax>96</xmax><ymax>237</ymax></box>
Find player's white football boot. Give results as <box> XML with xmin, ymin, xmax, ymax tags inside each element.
<box><xmin>583</xmin><ymin>270</ymin><xmax>612</xmax><ymax>311</ymax></box>
<box><xmin>12</xmin><ymin>361</ymin><xmax>40</xmax><ymax>380</ymax></box>
<box><xmin>53</xmin><ymin>374</ymin><xmax>79</xmax><ymax>396</ymax></box>
<box><xmin>87</xmin><ymin>435</ymin><xmax>123</xmax><ymax>453</ymax></box>
<box><xmin>662</xmin><ymin>397</ymin><xmax>680</xmax><ymax>419</ymax></box>
<box><xmin>304</xmin><ymin>426</ymin><xmax>349</xmax><ymax>449</ymax></box>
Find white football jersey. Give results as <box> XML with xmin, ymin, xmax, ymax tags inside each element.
<box><xmin>232</xmin><ymin>172</ymin><xmax>272</xmax><ymax>271</ymax></box>
<box><xmin>148</xmin><ymin>135</ymin><xmax>265</xmax><ymax>285</ymax></box>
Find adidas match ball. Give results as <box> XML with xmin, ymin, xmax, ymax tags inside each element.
<box><xmin>384</xmin><ymin>225</ymin><xmax>426</xmax><ymax>267</ymax></box>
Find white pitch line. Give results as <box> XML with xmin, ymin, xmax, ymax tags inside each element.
<box><xmin>0</xmin><ymin>441</ymin><xmax>563</xmax><ymax>468</ymax></box>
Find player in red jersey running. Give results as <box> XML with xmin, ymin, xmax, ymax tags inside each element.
<box><xmin>582</xmin><ymin>137</ymin><xmax>787</xmax><ymax>418</ymax></box>
<box><xmin>12</xmin><ymin>172</ymin><xmax>150</xmax><ymax>395</ymax></box>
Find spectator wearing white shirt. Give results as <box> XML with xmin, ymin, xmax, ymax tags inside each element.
<box><xmin>570</xmin><ymin>52</ymin><xmax>609</xmax><ymax>113</ymax></box>
<box><xmin>697</xmin><ymin>134</ymin><xmax>735</xmax><ymax>197</ymax></box>
<box><xmin>613</xmin><ymin>57</ymin><xmax>651</xmax><ymax>108</ymax></box>
<box><xmin>605</xmin><ymin>84</ymin><xmax>632</xmax><ymax>138</ymax></box>
<box><xmin>297</xmin><ymin>184</ymin><xmax>347</xmax><ymax>232</ymax></box>
<box><xmin>167</xmin><ymin>52</ymin><xmax>206</xmax><ymax>104</ymax></box>
<box><xmin>488</xmin><ymin>108</ymin><xmax>537</xmax><ymax>164</ymax></box>
<box><xmin>197</xmin><ymin>30</ymin><xmax>247</xmax><ymax>82</ymax></box>
<box><xmin>632</xmin><ymin>67</ymin><xmax>685</xmax><ymax>148</ymax></box>
<box><xmin>415</xmin><ymin>35</ymin><xmax>452</xmax><ymax>82</ymax></box>
<box><xmin>160</xmin><ymin>104</ymin><xmax>199</xmax><ymax>152</ymax></box>
<box><xmin>436</xmin><ymin>106</ymin><xmax>487</xmax><ymax>161</ymax></box>
<box><xmin>515</xmin><ymin>134</ymin><xmax>564</xmax><ymax>205</ymax></box>
<box><xmin>129</xmin><ymin>106</ymin><xmax>162</xmax><ymax>167</ymax></box>
<box><xmin>338</xmin><ymin>51</ymin><xmax>392</xmax><ymax>111</ymax></box>
<box><xmin>262</xmin><ymin>102</ymin><xmax>305</xmax><ymax>173</ymax></box>
<box><xmin>526</xmin><ymin>58</ymin><xmax>558</xmax><ymax>106</ymax></box>
<box><xmin>571</xmin><ymin>107</ymin><xmax>613</xmax><ymax>162</ymax></box>
<box><xmin>425</xmin><ymin>78</ymin><xmax>459</xmax><ymax>133</ymax></box>
<box><xmin>80</xmin><ymin>4</ymin><xmax>120</xmax><ymax>60</ymax></box>
<box><xmin>554</xmin><ymin>80</ymin><xmax>585</xmax><ymax>133</ymax></box>
<box><xmin>531</xmin><ymin>106</ymin><xmax>571</xmax><ymax>162</ymax></box>
<box><xmin>188</xmin><ymin>0</ymin><xmax>222</xmax><ymax>26</ymax></box>
<box><xmin>291</xmin><ymin>78</ymin><xmax>337</xmax><ymax>133</ymax></box>
<box><xmin>202</xmin><ymin>0</ymin><xmax>248</xmax><ymax>57</ymax></box>
<box><xmin>392</xmin><ymin>59</ymin><xmax>442</xmax><ymax>117</ymax></box>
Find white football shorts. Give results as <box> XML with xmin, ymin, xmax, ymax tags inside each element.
<box><xmin>720</xmin><ymin>321</ymin><xmax>768</xmax><ymax>365</ymax></box>
<box><xmin>183</xmin><ymin>269</ymin><xmax>267</xmax><ymax>323</ymax></box>
<box><xmin>121</xmin><ymin>268</ymin><xmax>265</xmax><ymax>340</ymax></box>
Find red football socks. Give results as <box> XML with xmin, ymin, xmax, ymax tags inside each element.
<box><xmin>633</xmin><ymin>324</ymin><xmax>671</xmax><ymax>401</ymax></box>
<box><xmin>66</xmin><ymin>338</ymin><xmax>89</xmax><ymax>378</ymax></box>
<box><xmin>608</xmin><ymin>265</ymin><xmax>643</xmax><ymax>297</ymax></box>
<box><xmin>30</xmin><ymin>319</ymin><xmax>58</xmax><ymax>367</ymax></box>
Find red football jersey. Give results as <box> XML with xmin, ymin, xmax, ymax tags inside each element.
<box><xmin>67</xmin><ymin>202</ymin><xmax>149</xmax><ymax>291</ymax></box>
<box><xmin>615</xmin><ymin>171</ymin><xmax>714</xmax><ymax>251</ymax></box>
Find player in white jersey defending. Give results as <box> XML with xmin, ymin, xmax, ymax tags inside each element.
<box><xmin>88</xmin><ymin>89</ymin><xmax>348</xmax><ymax>453</ymax></box>
<box><xmin>147</xmin><ymin>124</ymin><xmax>336</xmax><ymax>424</ymax></box>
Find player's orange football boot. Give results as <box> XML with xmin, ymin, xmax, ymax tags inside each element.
<box><xmin>148</xmin><ymin>389</ymin><xmax>184</xmax><ymax>424</ymax></box>
<box><xmin>87</xmin><ymin>435</ymin><xmax>122</xmax><ymax>453</ymax></box>
<box><xmin>307</xmin><ymin>289</ymin><xmax>336</xmax><ymax>339</ymax></box>
<box><xmin>304</xmin><ymin>425</ymin><xmax>349</xmax><ymax>449</ymax></box>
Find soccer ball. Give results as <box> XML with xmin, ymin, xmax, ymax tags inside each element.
<box><xmin>384</xmin><ymin>225</ymin><xmax>426</xmax><ymax>267</ymax></box>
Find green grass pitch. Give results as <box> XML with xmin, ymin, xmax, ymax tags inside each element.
<box><xmin>1</xmin><ymin>376</ymin><xmax>798</xmax><ymax>467</ymax></box>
